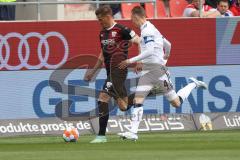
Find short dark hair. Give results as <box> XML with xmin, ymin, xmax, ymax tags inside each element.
<box><xmin>131</xmin><ymin>6</ymin><xmax>146</xmax><ymax>18</ymax></box>
<box><xmin>217</xmin><ymin>0</ymin><xmax>230</xmax><ymax>5</ymax></box>
<box><xmin>95</xmin><ymin>5</ymin><xmax>113</xmax><ymax>17</ymax></box>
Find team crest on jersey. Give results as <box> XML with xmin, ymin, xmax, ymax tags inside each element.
<box><xmin>112</xmin><ymin>31</ymin><xmax>117</xmax><ymax>37</ymax></box>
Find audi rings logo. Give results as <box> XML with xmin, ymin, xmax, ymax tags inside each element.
<box><xmin>0</xmin><ymin>32</ymin><xmax>69</xmax><ymax>70</ymax></box>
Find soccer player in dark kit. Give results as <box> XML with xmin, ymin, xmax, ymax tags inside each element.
<box><xmin>84</xmin><ymin>5</ymin><xmax>140</xmax><ymax>143</ymax></box>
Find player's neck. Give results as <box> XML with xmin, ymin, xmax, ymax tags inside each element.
<box><xmin>139</xmin><ymin>19</ymin><xmax>147</xmax><ymax>29</ymax></box>
<box><xmin>106</xmin><ymin>21</ymin><xmax>116</xmax><ymax>30</ymax></box>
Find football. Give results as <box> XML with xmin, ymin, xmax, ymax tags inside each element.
<box><xmin>62</xmin><ymin>127</ymin><xmax>79</xmax><ymax>142</ymax></box>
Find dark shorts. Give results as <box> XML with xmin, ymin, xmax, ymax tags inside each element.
<box><xmin>102</xmin><ymin>67</ymin><xmax>128</xmax><ymax>99</ymax></box>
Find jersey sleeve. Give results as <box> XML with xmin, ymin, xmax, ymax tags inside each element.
<box><xmin>128</xmin><ymin>28</ymin><xmax>155</xmax><ymax>63</ymax></box>
<box><xmin>121</xmin><ymin>26</ymin><xmax>136</xmax><ymax>40</ymax></box>
<box><xmin>128</xmin><ymin>42</ymin><xmax>154</xmax><ymax>63</ymax></box>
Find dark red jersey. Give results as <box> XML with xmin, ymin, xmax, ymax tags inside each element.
<box><xmin>99</xmin><ymin>23</ymin><xmax>135</xmax><ymax>75</ymax></box>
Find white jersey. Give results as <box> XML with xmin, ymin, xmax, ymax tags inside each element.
<box><xmin>129</xmin><ymin>21</ymin><xmax>171</xmax><ymax>67</ymax></box>
<box><xmin>131</xmin><ymin>21</ymin><xmax>177</xmax><ymax>103</ymax></box>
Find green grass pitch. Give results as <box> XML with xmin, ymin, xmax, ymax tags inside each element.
<box><xmin>0</xmin><ymin>130</ymin><xmax>240</xmax><ymax>160</ymax></box>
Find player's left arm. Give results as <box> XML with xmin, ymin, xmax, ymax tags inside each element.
<box><xmin>163</xmin><ymin>37</ymin><xmax>171</xmax><ymax>60</ymax></box>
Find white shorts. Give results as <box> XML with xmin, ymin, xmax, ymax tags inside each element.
<box><xmin>135</xmin><ymin>68</ymin><xmax>178</xmax><ymax>102</ymax></box>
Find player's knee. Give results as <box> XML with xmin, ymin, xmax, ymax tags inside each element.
<box><xmin>117</xmin><ymin>98</ymin><xmax>128</xmax><ymax>111</ymax></box>
<box><xmin>169</xmin><ymin>97</ymin><xmax>181</xmax><ymax>108</ymax></box>
<box><xmin>98</xmin><ymin>92</ymin><xmax>110</xmax><ymax>103</ymax></box>
<box><xmin>170</xmin><ymin>101</ymin><xmax>181</xmax><ymax>108</ymax></box>
<box><xmin>169</xmin><ymin>96</ymin><xmax>182</xmax><ymax>108</ymax></box>
<box><xmin>134</xmin><ymin>96</ymin><xmax>144</xmax><ymax>105</ymax></box>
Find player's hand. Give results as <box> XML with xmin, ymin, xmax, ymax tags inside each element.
<box><xmin>84</xmin><ymin>71</ymin><xmax>94</xmax><ymax>82</ymax></box>
<box><xmin>118</xmin><ymin>59</ymin><xmax>130</xmax><ymax>69</ymax></box>
<box><xmin>163</xmin><ymin>54</ymin><xmax>169</xmax><ymax>60</ymax></box>
<box><xmin>134</xmin><ymin>62</ymin><xmax>143</xmax><ymax>74</ymax></box>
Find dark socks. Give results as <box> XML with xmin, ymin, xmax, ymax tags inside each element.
<box><xmin>126</xmin><ymin>93</ymin><xmax>135</xmax><ymax>111</ymax></box>
<box><xmin>128</xmin><ymin>93</ymin><xmax>135</xmax><ymax>106</ymax></box>
<box><xmin>98</xmin><ymin>101</ymin><xmax>109</xmax><ymax>136</ymax></box>
<box><xmin>179</xmin><ymin>96</ymin><xmax>183</xmax><ymax>105</ymax></box>
<box><xmin>134</xmin><ymin>104</ymin><xmax>143</xmax><ymax>108</ymax></box>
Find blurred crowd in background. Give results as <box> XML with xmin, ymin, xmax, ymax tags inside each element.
<box><xmin>0</xmin><ymin>0</ymin><xmax>240</xmax><ymax>20</ymax></box>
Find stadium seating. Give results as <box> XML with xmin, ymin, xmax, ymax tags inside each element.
<box><xmin>121</xmin><ymin>3</ymin><xmax>141</xmax><ymax>18</ymax></box>
<box><xmin>169</xmin><ymin>0</ymin><xmax>188</xmax><ymax>17</ymax></box>
<box><xmin>145</xmin><ymin>0</ymin><xmax>167</xmax><ymax>18</ymax></box>
<box><xmin>64</xmin><ymin>4</ymin><xmax>96</xmax><ymax>20</ymax></box>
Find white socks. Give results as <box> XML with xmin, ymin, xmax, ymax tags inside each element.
<box><xmin>128</xmin><ymin>82</ymin><xmax>197</xmax><ymax>134</ymax></box>
<box><xmin>177</xmin><ymin>82</ymin><xmax>197</xmax><ymax>101</ymax></box>
<box><xmin>130</xmin><ymin>107</ymin><xmax>143</xmax><ymax>134</ymax></box>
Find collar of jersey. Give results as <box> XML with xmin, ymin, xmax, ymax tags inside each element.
<box><xmin>140</xmin><ymin>21</ymin><xmax>148</xmax><ymax>30</ymax></box>
<box><xmin>106</xmin><ymin>22</ymin><xmax>117</xmax><ymax>30</ymax></box>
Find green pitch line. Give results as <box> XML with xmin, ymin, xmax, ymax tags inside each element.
<box><xmin>0</xmin><ymin>131</ymin><xmax>240</xmax><ymax>160</ymax></box>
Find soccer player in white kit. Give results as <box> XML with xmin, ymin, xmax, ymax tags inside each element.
<box><xmin>118</xmin><ymin>6</ymin><xmax>208</xmax><ymax>140</ymax></box>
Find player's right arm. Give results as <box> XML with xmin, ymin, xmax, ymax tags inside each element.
<box><xmin>128</xmin><ymin>29</ymin><xmax>155</xmax><ymax>63</ymax></box>
<box><xmin>118</xmin><ymin>29</ymin><xmax>155</xmax><ymax>69</ymax></box>
<box><xmin>118</xmin><ymin>38</ymin><xmax>154</xmax><ymax>69</ymax></box>
<box><xmin>84</xmin><ymin>51</ymin><xmax>104</xmax><ymax>81</ymax></box>
<box><xmin>130</xmin><ymin>34</ymin><xmax>143</xmax><ymax>73</ymax></box>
